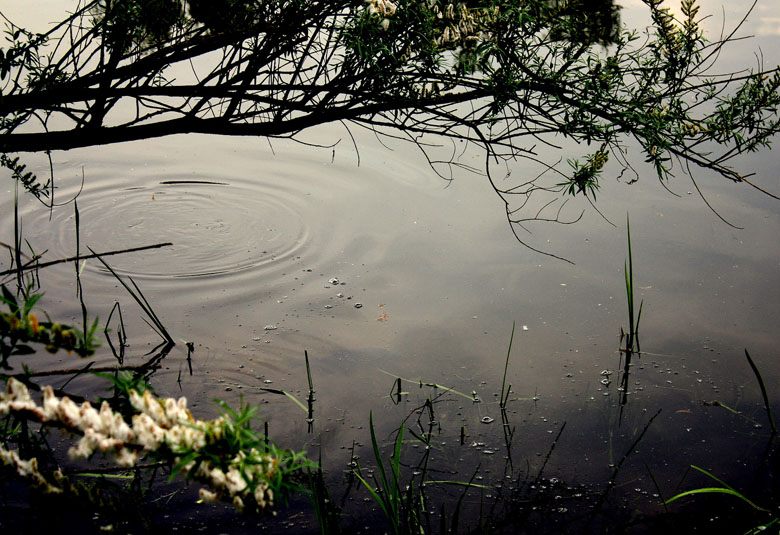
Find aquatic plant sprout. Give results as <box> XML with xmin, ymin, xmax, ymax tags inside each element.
<box><xmin>0</xmin><ymin>378</ymin><xmax>308</xmax><ymax>512</ymax></box>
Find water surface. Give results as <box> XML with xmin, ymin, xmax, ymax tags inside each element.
<box><xmin>1</xmin><ymin>1</ymin><xmax>779</xmax><ymax>532</ymax></box>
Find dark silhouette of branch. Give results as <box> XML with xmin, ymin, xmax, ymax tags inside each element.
<box><xmin>1</xmin><ymin>0</ymin><xmax>778</xmax><ymax>258</ymax></box>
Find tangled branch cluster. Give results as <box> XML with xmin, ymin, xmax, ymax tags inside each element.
<box><xmin>0</xmin><ymin>1</ymin><xmax>777</xmax><ymax>258</ymax></box>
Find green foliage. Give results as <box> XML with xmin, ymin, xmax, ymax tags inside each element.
<box><xmin>559</xmin><ymin>147</ymin><xmax>608</xmax><ymax>199</ymax></box>
<box><xmin>96</xmin><ymin>0</ymin><xmax>186</xmax><ymax>52</ymax></box>
<box><xmin>0</xmin><ymin>24</ymin><xmax>51</xmax><ymax>87</ymax></box>
<box><xmin>188</xmin><ymin>0</ymin><xmax>270</xmax><ymax>34</ymax></box>
<box><xmin>95</xmin><ymin>369</ymin><xmax>153</xmax><ymax>397</ymax></box>
<box><xmin>353</xmin><ymin>413</ymin><xmax>421</xmax><ymax>535</ymax></box>
<box><xmin>706</xmin><ymin>70</ymin><xmax>780</xmax><ymax>153</ymax></box>
<box><xmin>168</xmin><ymin>396</ymin><xmax>314</xmax><ymax>512</ymax></box>
<box><xmin>623</xmin><ymin>215</ymin><xmax>642</xmax><ymax>352</ymax></box>
<box><xmin>352</xmin><ymin>412</ymin><xmax>487</xmax><ymax>534</ymax></box>
<box><xmin>0</xmin><ymin>284</ymin><xmax>100</xmax><ymax>365</ymax></box>
<box><xmin>0</xmin><ymin>154</ymin><xmax>47</xmax><ymax>199</ymax></box>
<box><xmin>93</xmin><ymin>369</ymin><xmax>153</xmax><ymax>419</ymax></box>
<box><xmin>0</xmin><ymin>374</ymin><xmax>314</xmax><ymax>515</ymax></box>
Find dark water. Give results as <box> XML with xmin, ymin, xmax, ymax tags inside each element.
<box><xmin>1</xmin><ymin>1</ymin><xmax>780</xmax><ymax>533</ymax></box>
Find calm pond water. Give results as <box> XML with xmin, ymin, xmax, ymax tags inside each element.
<box><xmin>1</xmin><ymin>1</ymin><xmax>779</xmax><ymax>532</ymax></box>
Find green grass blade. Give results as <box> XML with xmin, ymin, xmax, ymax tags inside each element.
<box><xmin>353</xmin><ymin>469</ymin><xmax>393</xmax><ymax>521</ymax></box>
<box><xmin>422</xmin><ymin>382</ymin><xmax>471</xmax><ymax>400</ymax></box>
<box><xmin>390</xmin><ymin>422</ymin><xmax>404</xmax><ymax>510</ymax></box>
<box><xmin>745</xmin><ymin>349</ymin><xmax>777</xmax><ymax>434</ymax></box>
<box><xmin>75</xmin><ymin>472</ymin><xmax>134</xmax><ymax>480</ymax></box>
<box><xmin>368</xmin><ymin>412</ymin><xmax>398</xmax><ymax>529</ymax></box>
<box><xmin>377</xmin><ymin>369</ymin><xmax>475</xmax><ymax>401</ymax></box>
<box><xmin>664</xmin><ymin>465</ymin><xmax>770</xmax><ymax>513</ymax></box>
<box><xmin>426</xmin><ymin>480</ymin><xmax>491</xmax><ymax>489</ymax></box>
<box><xmin>689</xmin><ymin>465</ymin><xmax>736</xmax><ymax>491</ymax></box>
<box><xmin>625</xmin><ymin>214</ymin><xmax>636</xmax><ymax>336</ymax></box>
<box><xmin>257</xmin><ymin>387</ymin><xmax>308</xmax><ymax>413</ymax></box>
<box><xmin>663</xmin><ymin>487</ymin><xmax>769</xmax><ymax>512</ymax></box>
<box><xmin>746</xmin><ymin>518</ymin><xmax>779</xmax><ymax>534</ymax></box>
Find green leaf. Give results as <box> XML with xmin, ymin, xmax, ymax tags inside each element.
<box><xmin>663</xmin><ymin>487</ymin><xmax>768</xmax><ymax>512</ymax></box>
<box><xmin>1</xmin><ymin>285</ymin><xmax>18</xmax><ymax>311</ymax></box>
<box><xmin>23</xmin><ymin>292</ymin><xmax>43</xmax><ymax>315</ymax></box>
<box><xmin>257</xmin><ymin>387</ymin><xmax>308</xmax><ymax>413</ymax></box>
<box><xmin>663</xmin><ymin>465</ymin><xmax>770</xmax><ymax>513</ymax></box>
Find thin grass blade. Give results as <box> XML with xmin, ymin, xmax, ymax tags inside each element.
<box><xmin>745</xmin><ymin>349</ymin><xmax>777</xmax><ymax>434</ymax></box>
<box><xmin>663</xmin><ymin>487</ymin><xmax>769</xmax><ymax>512</ymax></box>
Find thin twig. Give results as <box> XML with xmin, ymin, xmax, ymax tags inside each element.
<box><xmin>4</xmin><ymin>364</ymin><xmax>160</xmax><ymax>379</ymax></box>
<box><xmin>0</xmin><ymin>242</ymin><xmax>173</xmax><ymax>276</ymax></box>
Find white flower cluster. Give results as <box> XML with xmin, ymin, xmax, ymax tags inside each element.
<box><xmin>362</xmin><ymin>1</ymin><xmax>498</xmax><ymax>45</ymax></box>
<box><xmin>190</xmin><ymin>450</ymin><xmax>278</xmax><ymax>511</ymax></box>
<box><xmin>431</xmin><ymin>2</ymin><xmax>498</xmax><ymax>48</ymax></box>
<box><xmin>0</xmin><ymin>378</ymin><xmax>279</xmax><ymax>510</ymax></box>
<box><xmin>365</xmin><ymin>0</ymin><xmax>397</xmax><ymax>31</ymax></box>
<box><xmin>0</xmin><ymin>446</ymin><xmax>63</xmax><ymax>494</ymax></box>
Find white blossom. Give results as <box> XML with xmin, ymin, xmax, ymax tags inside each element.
<box><xmin>114</xmin><ymin>447</ymin><xmax>139</xmax><ymax>468</ymax></box>
<box><xmin>198</xmin><ymin>487</ymin><xmax>219</xmax><ymax>503</ymax></box>
<box><xmin>0</xmin><ymin>378</ymin><xmax>284</xmax><ymax>511</ymax></box>
<box><xmin>0</xmin><ymin>445</ymin><xmax>62</xmax><ymax>493</ymax></box>
<box><xmin>225</xmin><ymin>466</ymin><xmax>248</xmax><ymax>494</ymax></box>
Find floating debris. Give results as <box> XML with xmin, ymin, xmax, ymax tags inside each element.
<box><xmin>354</xmin><ymin>303</ymin><xmax>363</xmax><ymax>309</ymax></box>
<box><xmin>328</xmin><ymin>277</ymin><xmax>339</xmax><ymax>285</ymax></box>
<box><xmin>481</xmin><ymin>416</ymin><xmax>495</xmax><ymax>424</ymax></box>
<box><xmin>600</xmin><ymin>369</ymin><xmax>613</xmax><ymax>376</ymax></box>
<box><xmin>522</xmin><ymin>325</ymin><xmax>529</xmax><ymax>331</ymax></box>
<box><xmin>160</xmin><ymin>179</ymin><xmax>229</xmax><ymax>185</ymax></box>
<box><xmin>264</xmin><ymin>324</ymin><xmax>277</xmax><ymax>330</ymax></box>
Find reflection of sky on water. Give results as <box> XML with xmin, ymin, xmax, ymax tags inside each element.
<box><xmin>0</xmin><ymin>2</ymin><xmax>778</xmax><ymax>531</ymax></box>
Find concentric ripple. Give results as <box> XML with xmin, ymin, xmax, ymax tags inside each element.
<box><xmin>51</xmin><ymin>175</ymin><xmax>311</xmax><ymax>279</ymax></box>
